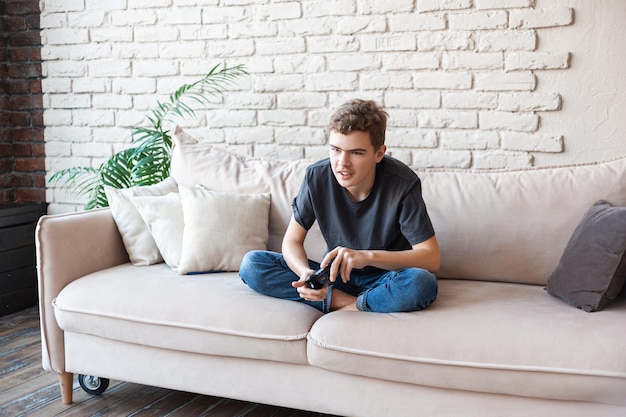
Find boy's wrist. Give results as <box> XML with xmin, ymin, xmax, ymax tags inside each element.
<box><xmin>364</xmin><ymin>250</ymin><xmax>376</xmax><ymax>265</ymax></box>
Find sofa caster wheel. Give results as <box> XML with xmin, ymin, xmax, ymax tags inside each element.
<box><xmin>78</xmin><ymin>374</ymin><xmax>109</xmax><ymax>395</ymax></box>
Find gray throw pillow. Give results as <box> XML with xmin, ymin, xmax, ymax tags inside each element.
<box><xmin>546</xmin><ymin>200</ymin><xmax>626</xmax><ymax>312</ymax></box>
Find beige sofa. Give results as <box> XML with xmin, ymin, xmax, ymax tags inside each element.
<box><xmin>36</xmin><ymin>126</ymin><xmax>626</xmax><ymax>417</ymax></box>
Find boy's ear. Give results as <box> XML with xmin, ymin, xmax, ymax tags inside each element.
<box><xmin>375</xmin><ymin>145</ymin><xmax>387</xmax><ymax>162</ymax></box>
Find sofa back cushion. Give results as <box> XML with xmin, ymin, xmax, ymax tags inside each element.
<box><xmin>171</xmin><ymin>125</ymin><xmax>626</xmax><ymax>286</ymax></box>
<box><xmin>420</xmin><ymin>158</ymin><xmax>626</xmax><ymax>284</ymax></box>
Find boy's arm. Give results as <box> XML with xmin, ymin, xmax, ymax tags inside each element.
<box><xmin>281</xmin><ymin>215</ymin><xmax>315</xmax><ymax>281</ymax></box>
<box><xmin>372</xmin><ymin>235</ymin><xmax>441</xmax><ymax>272</ymax></box>
<box><xmin>283</xmin><ymin>215</ymin><xmax>335</xmax><ymax>303</ymax></box>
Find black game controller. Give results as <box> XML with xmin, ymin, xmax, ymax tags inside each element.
<box><xmin>305</xmin><ymin>263</ymin><xmax>331</xmax><ymax>289</ymax></box>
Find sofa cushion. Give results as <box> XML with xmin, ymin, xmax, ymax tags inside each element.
<box><xmin>178</xmin><ymin>185</ymin><xmax>271</xmax><ymax>273</ymax></box>
<box><xmin>53</xmin><ymin>263</ymin><xmax>323</xmax><ymax>365</ymax></box>
<box><xmin>170</xmin><ymin>125</ymin><xmax>326</xmax><ymax>261</ymax></box>
<box><xmin>133</xmin><ymin>192</ymin><xmax>184</xmax><ymax>268</ymax></box>
<box><xmin>546</xmin><ymin>200</ymin><xmax>626</xmax><ymax>312</ymax></box>
<box><xmin>419</xmin><ymin>157</ymin><xmax>626</xmax><ymax>285</ymax></box>
<box><xmin>105</xmin><ymin>178</ymin><xmax>178</xmax><ymax>265</ymax></box>
<box><xmin>307</xmin><ymin>279</ymin><xmax>626</xmax><ymax>405</ymax></box>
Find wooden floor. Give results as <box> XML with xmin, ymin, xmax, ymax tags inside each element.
<box><xmin>0</xmin><ymin>306</ymin><xmax>337</xmax><ymax>417</ymax></box>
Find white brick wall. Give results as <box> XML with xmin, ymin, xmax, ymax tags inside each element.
<box><xmin>40</xmin><ymin>0</ymin><xmax>625</xmax><ymax>212</ymax></box>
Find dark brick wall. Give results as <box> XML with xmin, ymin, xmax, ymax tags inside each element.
<box><xmin>0</xmin><ymin>0</ymin><xmax>45</xmax><ymax>203</ymax></box>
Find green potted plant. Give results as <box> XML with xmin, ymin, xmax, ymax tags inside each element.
<box><xmin>50</xmin><ymin>64</ymin><xmax>248</xmax><ymax>209</ymax></box>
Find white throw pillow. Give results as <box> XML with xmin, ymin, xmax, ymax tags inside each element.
<box><xmin>177</xmin><ymin>184</ymin><xmax>271</xmax><ymax>274</ymax></box>
<box><xmin>133</xmin><ymin>193</ymin><xmax>184</xmax><ymax>269</ymax></box>
<box><xmin>105</xmin><ymin>177</ymin><xmax>178</xmax><ymax>265</ymax></box>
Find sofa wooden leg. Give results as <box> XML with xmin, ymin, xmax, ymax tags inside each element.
<box><xmin>59</xmin><ymin>372</ymin><xmax>74</xmax><ymax>404</ymax></box>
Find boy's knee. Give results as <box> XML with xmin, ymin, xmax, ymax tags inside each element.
<box><xmin>412</xmin><ymin>269</ymin><xmax>438</xmax><ymax>309</ymax></box>
<box><xmin>393</xmin><ymin>269</ymin><xmax>437</xmax><ymax>312</ymax></box>
<box><xmin>239</xmin><ymin>250</ymin><xmax>265</xmax><ymax>284</ymax></box>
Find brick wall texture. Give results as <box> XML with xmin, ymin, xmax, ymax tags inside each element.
<box><xmin>40</xmin><ymin>0</ymin><xmax>583</xmax><ymax>211</ymax></box>
<box><xmin>1</xmin><ymin>0</ymin><xmax>45</xmax><ymax>203</ymax></box>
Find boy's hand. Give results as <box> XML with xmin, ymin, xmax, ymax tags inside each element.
<box><xmin>292</xmin><ymin>269</ymin><xmax>328</xmax><ymax>302</ymax></box>
<box><xmin>325</xmin><ymin>246</ymin><xmax>371</xmax><ymax>284</ymax></box>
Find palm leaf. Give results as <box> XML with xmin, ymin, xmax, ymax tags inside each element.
<box><xmin>131</xmin><ymin>148</ymin><xmax>171</xmax><ymax>186</ymax></box>
<box><xmin>49</xmin><ymin>167</ymin><xmax>100</xmax><ymax>196</ymax></box>
<box><xmin>84</xmin><ymin>183</ymin><xmax>108</xmax><ymax>211</ymax></box>
<box><xmin>100</xmin><ymin>149</ymin><xmax>136</xmax><ymax>189</ymax></box>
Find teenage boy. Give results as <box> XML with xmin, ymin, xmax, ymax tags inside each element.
<box><xmin>239</xmin><ymin>99</ymin><xmax>440</xmax><ymax>313</ymax></box>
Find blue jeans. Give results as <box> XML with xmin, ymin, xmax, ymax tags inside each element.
<box><xmin>239</xmin><ymin>250</ymin><xmax>438</xmax><ymax>314</ymax></box>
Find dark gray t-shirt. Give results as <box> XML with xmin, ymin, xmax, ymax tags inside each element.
<box><xmin>292</xmin><ymin>155</ymin><xmax>435</xmax><ymax>256</ymax></box>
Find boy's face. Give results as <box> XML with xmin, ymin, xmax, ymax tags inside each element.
<box><xmin>328</xmin><ymin>130</ymin><xmax>386</xmax><ymax>201</ymax></box>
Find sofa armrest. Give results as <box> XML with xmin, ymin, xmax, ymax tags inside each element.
<box><xmin>36</xmin><ymin>208</ymin><xmax>129</xmax><ymax>374</ymax></box>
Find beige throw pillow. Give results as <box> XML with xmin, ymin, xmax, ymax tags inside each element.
<box><xmin>105</xmin><ymin>177</ymin><xmax>178</xmax><ymax>265</ymax></box>
<box><xmin>177</xmin><ymin>184</ymin><xmax>271</xmax><ymax>274</ymax></box>
<box><xmin>133</xmin><ymin>193</ymin><xmax>184</xmax><ymax>269</ymax></box>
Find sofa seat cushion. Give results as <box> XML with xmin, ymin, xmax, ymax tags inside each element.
<box><xmin>308</xmin><ymin>279</ymin><xmax>626</xmax><ymax>406</ymax></box>
<box><xmin>53</xmin><ymin>263</ymin><xmax>323</xmax><ymax>365</ymax></box>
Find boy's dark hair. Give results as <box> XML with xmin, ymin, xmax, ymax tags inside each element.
<box><xmin>328</xmin><ymin>99</ymin><xmax>388</xmax><ymax>149</ymax></box>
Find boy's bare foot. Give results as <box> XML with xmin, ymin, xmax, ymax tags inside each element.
<box><xmin>330</xmin><ymin>288</ymin><xmax>358</xmax><ymax>311</ymax></box>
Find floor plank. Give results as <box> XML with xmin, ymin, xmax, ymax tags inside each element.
<box><xmin>0</xmin><ymin>307</ymin><xmax>338</xmax><ymax>417</ymax></box>
<box><xmin>164</xmin><ymin>395</ymin><xmax>229</xmax><ymax>416</ymax></box>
